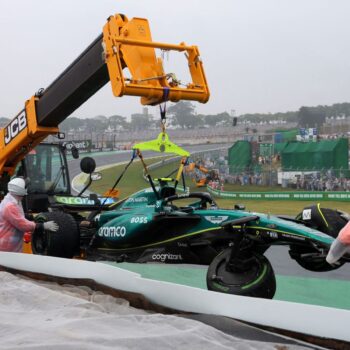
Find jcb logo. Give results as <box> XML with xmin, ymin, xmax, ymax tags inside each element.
<box><xmin>137</xmin><ymin>25</ymin><xmax>146</xmax><ymax>36</ymax></box>
<box><xmin>4</xmin><ymin>110</ymin><xmax>27</xmax><ymax>145</ymax></box>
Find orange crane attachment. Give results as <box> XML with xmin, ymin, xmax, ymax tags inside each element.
<box><xmin>103</xmin><ymin>14</ymin><xmax>209</xmax><ymax>105</ymax></box>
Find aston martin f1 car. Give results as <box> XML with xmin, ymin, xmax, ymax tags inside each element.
<box><xmin>29</xmin><ymin>131</ymin><xmax>349</xmax><ymax>299</ymax></box>
<box><xmin>32</xmin><ymin>172</ymin><xmax>350</xmax><ymax>299</ymax></box>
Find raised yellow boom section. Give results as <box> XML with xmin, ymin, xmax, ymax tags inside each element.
<box><xmin>103</xmin><ymin>14</ymin><xmax>209</xmax><ymax>105</ymax></box>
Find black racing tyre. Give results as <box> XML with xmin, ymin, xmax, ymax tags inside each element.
<box><xmin>289</xmin><ymin>245</ymin><xmax>344</xmax><ymax>272</ymax></box>
<box><xmin>32</xmin><ymin>211</ymin><xmax>80</xmax><ymax>258</ymax></box>
<box><xmin>206</xmin><ymin>248</ymin><xmax>276</xmax><ymax>299</ymax></box>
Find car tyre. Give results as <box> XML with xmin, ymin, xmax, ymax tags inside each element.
<box><xmin>206</xmin><ymin>248</ymin><xmax>276</xmax><ymax>299</ymax></box>
<box><xmin>32</xmin><ymin>211</ymin><xmax>79</xmax><ymax>258</ymax></box>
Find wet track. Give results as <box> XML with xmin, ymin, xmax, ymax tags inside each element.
<box><xmin>67</xmin><ymin>143</ymin><xmax>350</xmax><ymax>282</ymax></box>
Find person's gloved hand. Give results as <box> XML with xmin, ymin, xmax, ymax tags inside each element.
<box><xmin>43</xmin><ymin>221</ymin><xmax>59</xmax><ymax>232</ymax></box>
<box><xmin>326</xmin><ymin>238</ymin><xmax>349</xmax><ymax>265</ymax></box>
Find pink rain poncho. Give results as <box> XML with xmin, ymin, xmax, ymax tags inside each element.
<box><xmin>0</xmin><ymin>193</ymin><xmax>36</xmax><ymax>252</ymax></box>
<box><xmin>326</xmin><ymin>220</ymin><xmax>350</xmax><ymax>264</ymax></box>
<box><xmin>338</xmin><ymin>220</ymin><xmax>350</xmax><ymax>245</ymax></box>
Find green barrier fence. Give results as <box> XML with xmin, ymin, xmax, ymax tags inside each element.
<box><xmin>207</xmin><ymin>187</ymin><xmax>350</xmax><ymax>201</ymax></box>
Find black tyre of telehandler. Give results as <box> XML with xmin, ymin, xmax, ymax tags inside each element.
<box><xmin>32</xmin><ymin>211</ymin><xmax>80</xmax><ymax>258</ymax></box>
<box><xmin>206</xmin><ymin>248</ymin><xmax>276</xmax><ymax>299</ymax></box>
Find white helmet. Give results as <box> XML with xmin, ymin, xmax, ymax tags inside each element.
<box><xmin>8</xmin><ymin>177</ymin><xmax>27</xmax><ymax>196</ymax></box>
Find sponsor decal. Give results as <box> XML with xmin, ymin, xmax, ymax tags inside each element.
<box><xmin>266</xmin><ymin>231</ymin><xmax>278</xmax><ymax>239</ymax></box>
<box><xmin>62</xmin><ymin>140</ymin><xmax>92</xmax><ymax>151</ymax></box>
<box><xmin>328</xmin><ymin>193</ymin><xmax>350</xmax><ymax>199</ymax></box>
<box><xmin>204</xmin><ymin>216</ymin><xmax>228</xmax><ymax>224</ymax></box>
<box><xmin>98</xmin><ymin>226</ymin><xmax>126</xmax><ymax>238</ymax></box>
<box><xmin>126</xmin><ymin>197</ymin><xmax>148</xmax><ymax>203</ymax></box>
<box><xmin>294</xmin><ymin>193</ymin><xmax>323</xmax><ymax>199</ymax></box>
<box><xmin>55</xmin><ymin>196</ymin><xmax>115</xmax><ymax>205</ymax></box>
<box><xmin>281</xmin><ymin>233</ymin><xmax>306</xmax><ymax>241</ymax></box>
<box><xmin>130</xmin><ymin>216</ymin><xmax>148</xmax><ymax>224</ymax></box>
<box><xmin>4</xmin><ymin>110</ymin><xmax>27</xmax><ymax>145</ymax></box>
<box><xmin>151</xmin><ymin>253</ymin><xmax>183</xmax><ymax>262</ymax></box>
<box><xmin>209</xmin><ymin>187</ymin><xmax>350</xmax><ymax>201</ymax></box>
<box><xmin>302</xmin><ymin>209</ymin><xmax>312</xmax><ymax>220</ymax></box>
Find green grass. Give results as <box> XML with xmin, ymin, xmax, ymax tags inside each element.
<box><xmin>90</xmin><ymin>157</ymin><xmax>350</xmax><ymax>216</ymax></box>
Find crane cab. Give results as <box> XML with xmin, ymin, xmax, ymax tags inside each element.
<box><xmin>14</xmin><ymin>143</ymin><xmax>71</xmax><ymax>213</ymax></box>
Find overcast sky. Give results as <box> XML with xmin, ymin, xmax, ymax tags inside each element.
<box><xmin>1</xmin><ymin>0</ymin><xmax>350</xmax><ymax>120</ymax></box>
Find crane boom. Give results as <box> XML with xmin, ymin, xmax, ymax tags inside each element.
<box><xmin>0</xmin><ymin>13</ymin><xmax>209</xmax><ymax>180</ymax></box>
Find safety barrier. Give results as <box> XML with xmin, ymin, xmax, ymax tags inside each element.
<box><xmin>208</xmin><ymin>187</ymin><xmax>350</xmax><ymax>201</ymax></box>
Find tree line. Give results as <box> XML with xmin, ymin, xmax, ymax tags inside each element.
<box><xmin>1</xmin><ymin>101</ymin><xmax>350</xmax><ymax>131</ymax></box>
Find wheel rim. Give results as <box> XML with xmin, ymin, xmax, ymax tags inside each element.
<box><xmin>207</xmin><ymin>248</ymin><xmax>276</xmax><ymax>299</ymax></box>
<box><xmin>32</xmin><ymin>214</ymin><xmax>48</xmax><ymax>255</ymax></box>
<box><xmin>213</xmin><ymin>254</ymin><xmax>266</xmax><ymax>288</ymax></box>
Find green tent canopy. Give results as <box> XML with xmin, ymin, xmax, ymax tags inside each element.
<box><xmin>281</xmin><ymin>138</ymin><xmax>349</xmax><ymax>173</ymax></box>
<box><xmin>228</xmin><ymin>141</ymin><xmax>252</xmax><ymax>173</ymax></box>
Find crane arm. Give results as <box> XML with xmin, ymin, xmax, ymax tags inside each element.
<box><xmin>0</xmin><ymin>13</ymin><xmax>209</xmax><ymax>179</ymax></box>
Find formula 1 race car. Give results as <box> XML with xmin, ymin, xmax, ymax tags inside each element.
<box><xmin>32</xmin><ymin>173</ymin><xmax>350</xmax><ymax>299</ymax></box>
<box><xmin>27</xmin><ymin>132</ymin><xmax>349</xmax><ymax>299</ymax></box>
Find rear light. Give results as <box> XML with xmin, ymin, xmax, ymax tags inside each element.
<box><xmin>23</xmin><ymin>232</ymin><xmax>31</xmax><ymax>244</ymax></box>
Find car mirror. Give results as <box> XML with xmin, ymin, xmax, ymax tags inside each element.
<box><xmin>80</xmin><ymin>157</ymin><xmax>96</xmax><ymax>174</ymax></box>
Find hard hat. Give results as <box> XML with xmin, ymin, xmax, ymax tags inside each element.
<box><xmin>8</xmin><ymin>177</ymin><xmax>27</xmax><ymax>196</ymax></box>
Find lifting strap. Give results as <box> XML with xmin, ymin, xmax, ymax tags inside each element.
<box><xmin>100</xmin><ymin>149</ymin><xmax>137</xmax><ymax>208</ymax></box>
<box><xmin>174</xmin><ymin>156</ymin><xmax>188</xmax><ymax>190</ymax></box>
<box><xmin>136</xmin><ymin>149</ymin><xmax>159</xmax><ymax>199</ymax></box>
<box><xmin>159</xmin><ymin>87</ymin><xmax>170</xmax><ymax>122</ymax></box>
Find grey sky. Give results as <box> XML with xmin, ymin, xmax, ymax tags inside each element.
<box><xmin>1</xmin><ymin>0</ymin><xmax>350</xmax><ymax>120</ymax></box>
